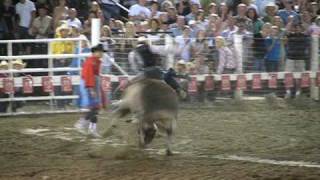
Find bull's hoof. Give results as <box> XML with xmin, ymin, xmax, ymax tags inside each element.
<box><xmin>166</xmin><ymin>149</ymin><xmax>173</xmax><ymax>156</ymax></box>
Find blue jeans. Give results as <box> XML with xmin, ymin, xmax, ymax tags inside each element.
<box><xmin>265</xmin><ymin>61</ymin><xmax>279</xmax><ymax>72</ymax></box>
<box><xmin>254</xmin><ymin>58</ymin><xmax>265</xmax><ymax>72</ymax></box>
<box><xmin>101</xmin><ymin>3</ymin><xmax>120</xmax><ymax>24</ymax></box>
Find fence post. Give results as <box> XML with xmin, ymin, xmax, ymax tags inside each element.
<box><xmin>234</xmin><ymin>34</ymin><xmax>243</xmax><ymax>100</ymax></box>
<box><xmin>47</xmin><ymin>42</ymin><xmax>55</xmax><ymax>110</ymax></box>
<box><xmin>7</xmin><ymin>42</ymin><xmax>13</xmax><ymax>114</ymax></box>
<box><xmin>91</xmin><ymin>18</ymin><xmax>101</xmax><ymax>47</ymax></box>
<box><xmin>311</xmin><ymin>35</ymin><xmax>319</xmax><ymax>100</ymax></box>
<box><xmin>165</xmin><ymin>34</ymin><xmax>175</xmax><ymax>69</ymax></box>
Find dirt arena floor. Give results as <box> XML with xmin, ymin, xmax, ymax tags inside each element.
<box><xmin>1</xmin><ymin>97</ymin><xmax>320</xmax><ymax>180</ymax></box>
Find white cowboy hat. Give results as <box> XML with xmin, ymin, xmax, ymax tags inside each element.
<box><xmin>12</xmin><ymin>59</ymin><xmax>26</xmax><ymax>67</ymax></box>
<box><xmin>0</xmin><ymin>60</ymin><xmax>8</xmax><ymax>68</ymax></box>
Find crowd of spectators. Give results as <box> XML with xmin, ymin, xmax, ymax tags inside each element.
<box><xmin>0</xmin><ymin>0</ymin><xmax>318</xmax><ymax>73</ymax></box>
<box><xmin>0</xmin><ymin>0</ymin><xmax>320</xmax><ymax>108</ymax></box>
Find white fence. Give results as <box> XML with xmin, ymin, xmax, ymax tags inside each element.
<box><xmin>0</xmin><ymin>35</ymin><xmax>319</xmax><ymax>116</ymax></box>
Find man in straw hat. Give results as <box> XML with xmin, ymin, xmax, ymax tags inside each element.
<box><xmin>0</xmin><ymin>60</ymin><xmax>9</xmax><ymax>113</ymax></box>
<box><xmin>74</xmin><ymin>43</ymin><xmax>105</xmax><ymax>137</ymax></box>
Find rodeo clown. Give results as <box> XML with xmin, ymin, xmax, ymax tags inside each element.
<box><xmin>128</xmin><ymin>36</ymin><xmax>186</xmax><ymax>98</ymax></box>
<box><xmin>74</xmin><ymin>44</ymin><xmax>105</xmax><ymax>137</ymax></box>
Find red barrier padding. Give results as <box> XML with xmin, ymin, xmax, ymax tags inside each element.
<box><xmin>252</xmin><ymin>74</ymin><xmax>262</xmax><ymax>90</ymax></box>
<box><xmin>61</xmin><ymin>76</ymin><xmax>73</xmax><ymax>92</ymax></box>
<box><xmin>221</xmin><ymin>75</ymin><xmax>231</xmax><ymax>91</ymax></box>
<box><xmin>119</xmin><ymin>76</ymin><xmax>128</xmax><ymax>91</ymax></box>
<box><xmin>300</xmin><ymin>72</ymin><xmax>310</xmax><ymax>88</ymax></box>
<box><xmin>204</xmin><ymin>75</ymin><xmax>214</xmax><ymax>91</ymax></box>
<box><xmin>3</xmin><ymin>78</ymin><xmax>14</xmax><ymax>94</ymax></box>
<box><xmin>23</xmin><ymin>76</ymin><xmax>33</xmax><ymax>94</ymax></box>
<box><xmin>101</xmin><ymin>76</ymin><xmax>111</xmax><ymax>92</ymax></box>
<box><xmin>268</xmin><ymin>73</ymin><xmax>278</xmax><ymax>89</ymax></box>
<box><xmin>42</xmin><ymin>76</ymin><xmax>53</xmax><ymax>93</ymax></box>
<box><xmin>188</xmin><ymin>77</ymin><xmax>198</xmax><ymax>93</ymax></box>
<box><xmin>236</xmin><ymin>74</ymin><xmax>247</xmax><ymax>90</ymax></box>
<box><xmin>284</xmin><ymin>73</ymin><xmax>294</xmax><ymax>89</ymax></box>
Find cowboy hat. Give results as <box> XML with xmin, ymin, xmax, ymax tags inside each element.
<box><xmin>12</xmin><ymin>59</ymin><xmax>26</xmax><ymax>67</ymax></box>
<box><xmin>0</xmin><ymin>60</ymin><xmax>8</xmax><ymax>68</ymax></box>
<box><xmin>91</xmin><ymin>43</ymin><xmax>107</xmax><ymax>53</ymax></box>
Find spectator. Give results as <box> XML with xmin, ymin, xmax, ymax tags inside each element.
<box><xmin>185</xmin><ymin>2</ymin><xmax>199</xmax><ymax>23</ymax></box>
<box><xmin>0</xmin><ymin>60</ymin><xmax>9</xmax><ymax>113</ymax></box>
<box><xmin>234</xmin><ymin>3</ymin><xmax>253</xmax><ymax>32</ymax></box>
<box><xmin>51</xmin><ymin>24</ymin><xmax>75</xmax><ymax>109</ymax></box>
<box><xmin>307</xmin><ymin>16</ymin><xmax>320</xmax><ymax>36</ymax></box>
<box><xmin>15</xmin><ymin>0</ymin><xmax>36</xmax><ymax>54</ymax></box>
<box><xmin>11</xmin><ymin>59</ymin><xmax>27</xmax><ymax>112</ymax></box>
<box><xmin>218</xmin><ymin>2</ymin><xmax>231</xmax><ymax>22</ymax></box>
<box><xmin>161</xmin><ymin>0</ymin><xmax>173</xmax><ymax>12</ymax></box>
<box><xmin>194</xmin><ymin>55</ymin><xmax>209</xmax><ymax>74</ymax></box>
<box><xmin>167</xmin><ymin>6</ymin><xmax>178</xmax><ymax>25</ymax></box>
<box><xmin>66</xmin><ymin>8</ymin><xmax>82</xmax><ymax>30</ymax></box>
<box><xmin>175</xmin><ymin>25</ymin><xmax>193</xmax><ymax>62</ymax></box>
<box><xmin>284</xmin><ymin>23</ymin><xmax>310</xmax><ymax>98</ymax></box>
<box><xmin>252</xmin><ymin>23</ymin><xmax>272</xmax><ymax>72</ymax></box>
<box><xmin>215</xmin><ymin>36</ymin><xmax>239</xmax><ymax>74</ymax></box>
<box><xmin>247</xmin><ymin>7</ymin><xmax>264</xmax><ymax>35</ymax></box>
<box><xmin>300</xmin><ymin>11</ymin><xmax>312</xmax><ymax>31</ymax></box>
<box><xmin>101</xmin><ymin>25</ymin><xmax>115</xmax><ymax>74</ymax></box>
<box><xmin>221</xmin><ymin>16</ymin><xmax>238</xmax><ymax>45</ymax></box>
<box><xmin>150</xmin><ymin>0</ymin><xmax>161</xmax><ymax>18</ymax></box>
<box><xmin>128</xmin><ymin>0</ymin><xmax>151</xmax><ymax>21</ymax></box>
<box><xmin>191</xmin><ymin>30</ymin><xmax>209</xmax><ymax>58</ymax></box>
<box><xmin>277</xmin><ymin>0</ymin><xmax>299</xmax><ymax>25</ymax></box>
<box><xmin>177</xmin><ymin>0</ymin><xmax>191</xmax><ymax>16</ymax></box>
<box><xmin>255</xmin><ymin>0</ymin><xmax>276</xmax><ymax>16</ymax></box>
<box><xmin>98</xmin><ymin>0</ymin><xmax>120</xmax><ymax>25</ymax></box>
<box><xmin>53</xmin><ymin>0</ymin><xmax>68</xmax><ymax>28</ymax></box>
<box><xmin>29</xmin><ymin>6</ymin><xmax>53</xmax><ymax>39</ymax></box>
<box><xmin>82</xmin><ymin>11</ymin><xmax>98</xmax><ymax>39</ymax></box>
<box><xmin>264</xmin><ymin>25</ymin><xmax>285</xmax><ymax>72</ymax></box>
<box><xmin>0</xmin><ymin>0</ymin><xmax>16</xmax><ymax>40</ymax></box>
<box><xmin>89</xmin><ymin>1</ymin><xmax>101</xmax><ymax>16</ymax></box>
<box><xmin>208</xmin><ymin>3</ymin><xmax>218</xmax><ymax>15</ymax></box>
<box><xmin>262</xmin><ymin>3</ymin><xmax>278</xmax><ymax>24</ymax></box>
<box><xmin>169</xmin><ymin>15</ymin><xmax>185</xmax><ymax>37</ymax></box>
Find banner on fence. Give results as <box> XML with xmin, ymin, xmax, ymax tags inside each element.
<box><xmin>61</xmin><ymin>76</ymin><xmax>72</xmax><ymax>92</ymax></box>
<box><xmin>221</xmin><ymin>75</ymin><xmax>231</xmax><ymax>91</ymax></box>
<box><xmin>188</xmin><ymin>77</ymin><xmax>198</xmax><ymax>93</ymax></box>
<box><xmin>252</xmin><ymin>74</ymin><xmax>262</xmax><ymax>90</ymax></box>
<box><xmin>119</xmin><ymin>76</ymin><xmax>128</xmax><ymax>91</ymax></box>
<box><xmin>237</xmin><ymin>74</ymin><xmax>247</xmax><ymax>90</ymax></box>
<box><xmin>268</xmin><ymin>73</ymin><xmax>278</xmax><ymax>89</ymax></box>
<box><xmin>204</xmin><ymin>75</ymin><xmax>214</xmax><ymax>91</ymax></box>
<box><xmin>300</xmin><ymin>72</ymin><xmax>310</xmax><ymax>88</ymax></box>
<box><xmin>101</xmin><ymin>76</ymin><xmax>111</xmax><ymax>92</ymax></box>
<box><xmin>42</xmin><ymin>76</ymin><xmax>53</xmax><ymax>93</ymax></box>
<box><xmin>23</xmin><ymin>76</ymin><xmax>33</xmax><ymax>94</ymax></box>
<box><xmin>284</xmin><ymin>73</ymin><xmax>294</xmax><ymax>89</ymax></box>
<box><xmin>3</xmin><ymin>78</ymin><xmax>14</xmax><ymax>93</ymax></box>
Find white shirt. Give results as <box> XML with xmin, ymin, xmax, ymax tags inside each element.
<box><xmin>15</xmin><ymin>0</ymin><xmax>36</xmax><ymax>28</ymax></box>
<box><xmin>67</xmin><ymin>18</ymin><xmax>82</xmax><ymax>29</ymax></box>
<box><xmin>129</xmin><ymin>4</ymin><xmax>151</xmax><ymax>19</ymax></box>
<box><xmin>175</xmin><ymin>35</ymin><xmax>192</xmax><ymax>61</ymax></box>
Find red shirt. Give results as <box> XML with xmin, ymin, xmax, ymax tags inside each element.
<box><xmin>81</xmin><ymin>56</ymin><xmax>101</xmax><ymax>88</ymax></box>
